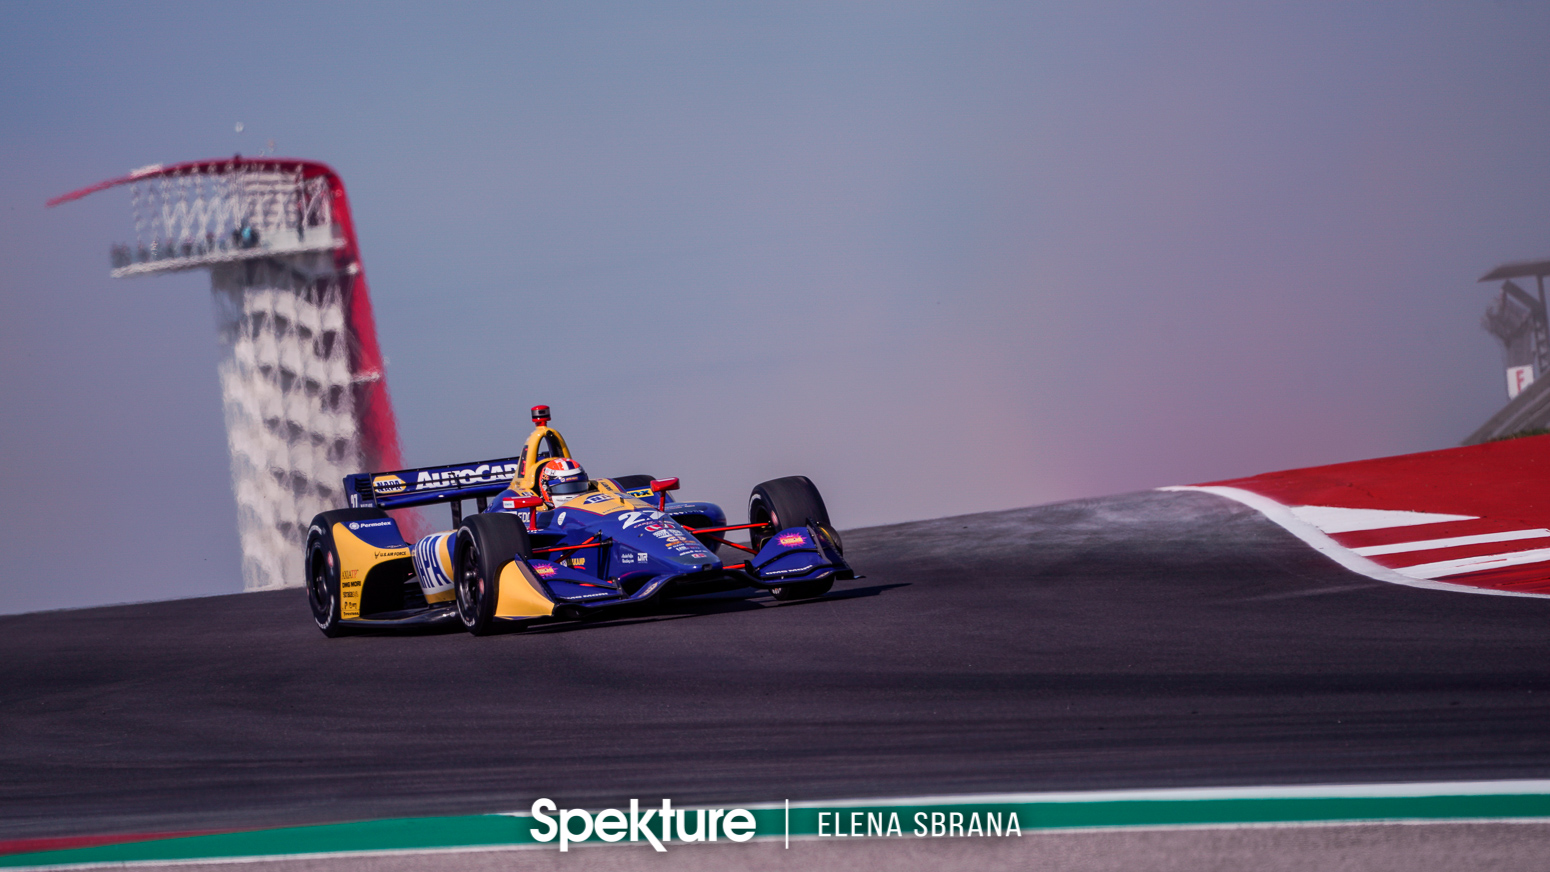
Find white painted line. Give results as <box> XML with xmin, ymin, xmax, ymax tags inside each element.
<box><xmin>1288</xmin><ymin>505</ymin><xmax>1476</xmax><ymax>534</ymax></box>
<box><xmin>1354</xmin><ymin>529</ymin><xmax>1550</xmax><ymax>557</ymax></box>
<box><xmin>1158</xmin><ymin>486</ymin><xmax>1550</xmax><ymax>599</ymax></box>
<box><xmin>1399</xmin><ymin>547</ymin><xmax>1550</xmax><ymax>579</ymax></box>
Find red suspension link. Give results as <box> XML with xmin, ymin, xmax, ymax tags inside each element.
<box><xmin>532</xmin><ymin>536</ymin><xmax>604</xmax><ymax>555</ymax></box>
<box><xmin>706</xmin><ymin>534</ymin><xmax>756</xmax><ymax>554</ymax></box>
<box><xmin>684</xmin><ymin>522</ymin><xmax>768</xmax><ymax>535</ymax></box>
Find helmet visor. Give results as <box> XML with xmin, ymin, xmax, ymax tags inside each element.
<box><xmin>547</xmin><ymin>478</ymin><xmax>590</xmax><ymax>497</ymax></box>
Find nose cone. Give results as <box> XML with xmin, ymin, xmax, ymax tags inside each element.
<box><xmin>667</xmin><ymin>548</ymin><xmax>721</xmax><ymax>569</ymax></box>
<box><xmin>636</xmin><ymin>528</ymin><xmax>719</xmax><ymax>568</ymax></box>
<box><xmin>609</xmin><ymin>510</ymin><xmax>721</xmax><ymax>568</ymax></box>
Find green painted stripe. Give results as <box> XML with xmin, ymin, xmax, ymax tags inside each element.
<box><xmin>12</xmin><ymin>788</ymin><xmax>1550</xmax><ymax>868</ymax></box>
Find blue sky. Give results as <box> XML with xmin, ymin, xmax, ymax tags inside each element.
<box><xmin>4</xmin><ymin>2</ymin><xmax>1549</xmax><ymax>613</ymax></box>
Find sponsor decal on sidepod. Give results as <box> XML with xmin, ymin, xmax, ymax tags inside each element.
<box><xmin>347</xmin><ymin>520</ymin><xmax>395</xmax><ymax>531</ymax></box>
<box><xmin>411</xmin><ymin>533</ymin><xmax>455</xmax><ymax>595</ymax></box>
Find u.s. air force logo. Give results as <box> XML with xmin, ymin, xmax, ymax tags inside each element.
<box><xmin>373</xmin><ymin>474</ymin><xmax>408</xmax><ymax>495</ymax></box>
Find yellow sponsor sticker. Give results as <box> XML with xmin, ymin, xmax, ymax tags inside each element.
<box><xmin>373</xmin><ymin>474</ymin><xmax>408</xmax><ymax>495</ymax></box>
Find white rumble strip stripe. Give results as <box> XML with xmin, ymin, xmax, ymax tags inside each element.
<box><xmin>1398</xmin><ymin>547</ymin><xmax>1550</xmax><ymax>579</ymax></box>
<box><xmin>1353</xmin><ymin>529</ymin><xmax>1550</xmax><ymax>557</ymax></box>
<box><xmin>1285</xmin><ymin>505</ymin><xmax>1475</xmax><ymax>534</ymax></box>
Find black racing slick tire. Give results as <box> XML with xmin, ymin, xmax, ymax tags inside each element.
<box><xmin>453</xmin><ymin>512</ymin><xmax>533</xmax><ymax>636</ymax></box>
<box><xmin>748</xmin><ymin>476</ymin><xmax>838</xmax><ymax>601</ymax></box>
<box><xmin>305</xmin><ymin>507</ymin><xmax>391</xmax><ymax>638</ymax></box>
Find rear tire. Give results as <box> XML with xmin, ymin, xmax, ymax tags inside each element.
<box><xmin>304</xmin><ymin>508</ymin><xmax>392</xmax><ymax>637</ymax></box>
<box><xmin>454</xmin><ymin>512</ymin><xmax>533</xmax><ymax>636</ymax></box>
<box><xmin>748</xmin><ymin>476</ymin><xmax>837</xmax><ymax>600</ymax></box>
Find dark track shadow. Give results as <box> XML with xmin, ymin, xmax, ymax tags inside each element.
<box><xmin>789</xmin><ymin>581</ymin><xmax>905</xmax><ymax>602</ymax></box>
<box><xmin>339</xmin><ymin>623</ymin><xmax>465</xmax><ymax>638</ymax></box>
<box><xmin>513</xmin><ymin>581</ymin><xmax>909</xmax><ymax>635</ymax></box>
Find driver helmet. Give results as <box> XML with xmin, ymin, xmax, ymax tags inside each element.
<box><xmin>537</xmin><ymin>458</ymin><xmax>590</xmax><ymax>504</ymax></box>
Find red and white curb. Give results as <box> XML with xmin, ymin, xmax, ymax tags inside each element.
<box><xmin>1158</xmin><ymin>433</ymin><xmax>1550</xmax><ymax>598</ymax></box>
<box><xmin>1161</xmin><ymin>485</ymin><xmax>1550</xmax><ymax>599</ymax></box>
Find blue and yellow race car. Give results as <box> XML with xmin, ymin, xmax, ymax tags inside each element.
<box><xmin>304</xmin><ymin>406</ymin><xmax>852</xmax><ymax>636</ymax></box>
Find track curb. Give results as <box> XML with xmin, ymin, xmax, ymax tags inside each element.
<box><xmin>10</xmin><ymin>781</ymin><xmax>1550</xmax><ymax>868</ymax></box>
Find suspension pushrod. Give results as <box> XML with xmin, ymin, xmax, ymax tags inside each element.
<box><xmin>532</xmin><ymin>538</ymin><xmax>604</xmax><ymax>555</ymax></box>
<box><xmin>706</xmin><ymin>534</ymin><xmax>756</xmax><ymax>554</ymax></box>
<box><xmin>684</xmin><ymin>522</ymin><xmax>768</xmax><ymax>535</ymax></box>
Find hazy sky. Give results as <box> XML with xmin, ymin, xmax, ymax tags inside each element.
<box><xmin>4</xmin><ymin>2</ymin><xmax>1549</xmax><ymax>614</ymax></box>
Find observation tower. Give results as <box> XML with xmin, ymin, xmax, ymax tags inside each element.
<box><xmin>50</xmin><ymin>158</ymin><xmax>408</xmax><ymax>591</ymax></box>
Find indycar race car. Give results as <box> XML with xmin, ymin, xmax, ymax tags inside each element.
<box><xmin>304</xmin><ymin>405</ymin><xmax>852</xmax><ymax>636</ymax></box>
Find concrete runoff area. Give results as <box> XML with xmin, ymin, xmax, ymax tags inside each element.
<box><xmin>22</xmin><ymin>823</ymin><xmax>1550</xmax><ymax>872</ymax></box>
<box><xmin>7</xmin><ymin>489</ymin><xmax>1550</xmax><ymax>862</ymax></box>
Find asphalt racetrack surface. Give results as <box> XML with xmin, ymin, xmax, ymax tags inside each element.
<box><xmin>7</xmin><ymin>489</ymin><xmax>1550</xmax><ymax>841</ymax></box>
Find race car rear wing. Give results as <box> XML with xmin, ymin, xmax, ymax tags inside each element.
<box><xmin>344</xmin><ymin>456</ymin><xmax>525</xmax><ymax>512</ymax></box>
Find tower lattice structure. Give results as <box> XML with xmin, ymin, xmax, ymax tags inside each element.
<box><xmin>51</xmin><ymin>158</ymin><xmax>409</xmax><ymax>591</ymax></box>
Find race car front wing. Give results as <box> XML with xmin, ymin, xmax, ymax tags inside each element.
<box><xmin>528</xmin><ymin>522</ymin><xmax>852</xmax><ymax>620</ymax></box>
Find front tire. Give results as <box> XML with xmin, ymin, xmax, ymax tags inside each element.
<box><xmin>304</xmin><ymin>508</ymin><xmax>391</xmax><ymax>637</ymax></box>
<box><xmin>453</xmin><ymin>512</ymin><xmax>533</xmax><ymax>636</ymax></box>
<box><xmin>748</xmin><ymin>476</ymin><xmax>838</xmax><ymax>600</ymax></box>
